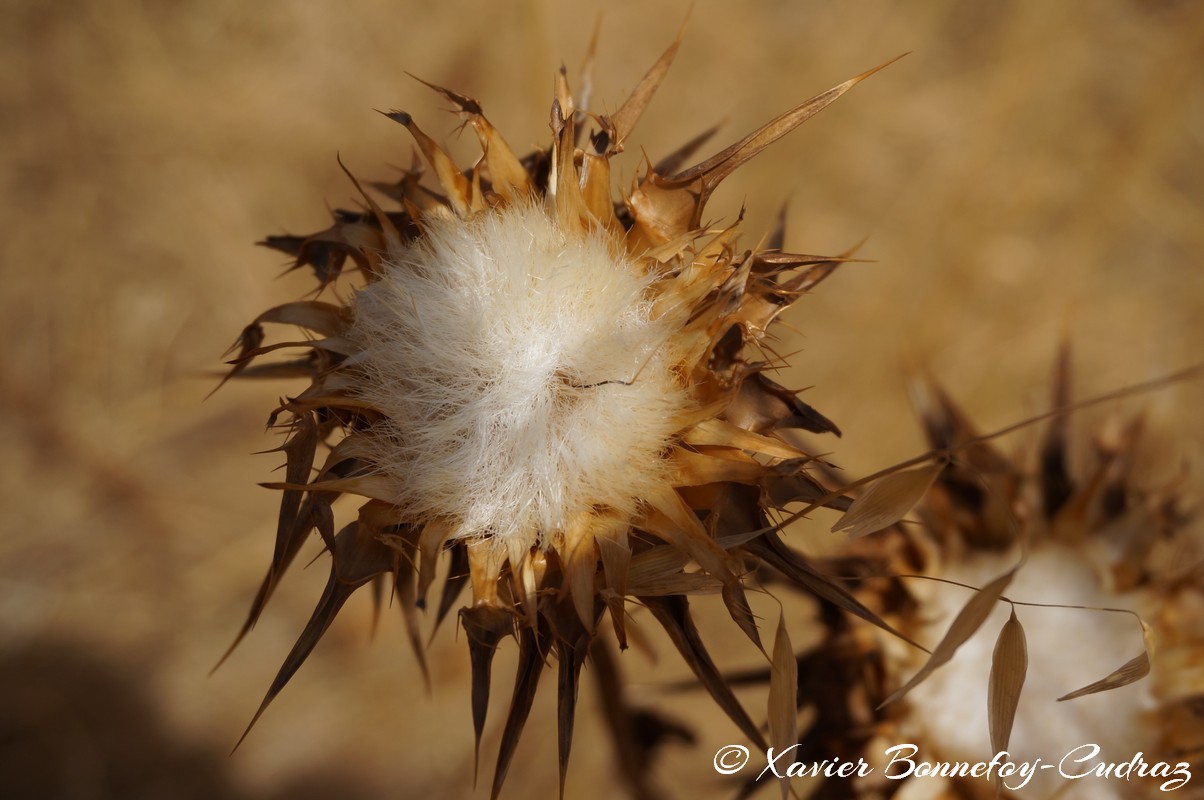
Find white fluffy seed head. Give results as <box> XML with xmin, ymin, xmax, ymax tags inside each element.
<box><xmin>347</xmin><ymin>200</ymin><xmax>693</xmax><ymax>546</ymax></box>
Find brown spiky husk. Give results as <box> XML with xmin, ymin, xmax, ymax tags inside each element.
<box><xmin>220</xmin><ymin>35</ymin><xmax>910</xmax><ymax>798</ymax></box>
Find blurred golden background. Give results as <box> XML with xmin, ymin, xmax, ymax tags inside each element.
<box><xmin>2</xmin><ymin>1</ymin><xmax>1201</xmax><ymax>798</ymax></box>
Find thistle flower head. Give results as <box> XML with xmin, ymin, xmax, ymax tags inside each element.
<box><xmin>220</xmin><ymin>29</ymin><xmax>900</xmax><ymax>797</ymax></box>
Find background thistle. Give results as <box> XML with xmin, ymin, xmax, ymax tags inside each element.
<box><xmin>1</xmin><ymin>2</ymin><xmax>1202</xmax><ymax>799</ymax></box>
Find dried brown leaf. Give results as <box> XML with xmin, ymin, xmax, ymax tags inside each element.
<box><xmin>252</xmin><ymin>301</ymin><xmax>350</xmax><ymax>338</ymax></box>
<box><xmin>213</xmin><ymin>416</ymin><xmax>324</xmax><ymax>671</ymax></box>
<box><xmin>548</xmin><ymin>605</ymin><xmax>593</xmax><ymax>800</ymax></box>
<box><xmin>432</xmin><ymin>542</ymin><xmax>469</xmax><ymax>639</ymax></box>
<box><xmin>335</xmin><ymin>154</ymin><xmax>403</xmax><ymax>253</ymax></box>
<box><xmin>580</xmin><ymin>149</ymin><xmax>619</xmax><ymax>230</ymax></box>
<box><xmin>1058</xmin><ymin>620</ymin><xmax>1154</xmax><ymax>701</ymax></box>
<box><xmin>761</xmin><ymin>470</ymin><xmax>852</xmax><ymax>514</ymax></box>
<box><xmin>672</xmin><ymin>448</ymin><xmax>772</xmax><ymax>486</ymax></box>
<box><xmin>723</xmin><ymin>580</ymin><xmax>764</xmax><ymax>653</ymax></box>
<box><xmin>551</xmin><ymin>94</ymin><xmax>590</xmax><ymax>231</ymax></box>
<box><xmin>625</xmin><ymin>169</ymin><xmax>698</xmax><ymax>247</ymax></box>
<box><xmin>625</xmin><ymin>545</ymin><xmax>723</xmax><ymax>597</ymax></box>
<box><xmin>409</xmin><ymin>76</ymin><xmax>533</xmax><ymax>202</ymax></box>
<box><xmin>682</xmin><ymin>418</ymin><xmax>809</xmax><ymax>460</ymax></box>
<box><xmin>726</xmin><ymin>372</ymin><xmax>842</xmax><ymax>437</ymax></box>
<box><xmin>416</xmin><ymin>519</ymin><xmax>450</xmax><ymax>607</ymax></box>
<box><xmin>653</xmin><ymin>123</ymin><xmax>722</xmax><ymax>176</ymax></box>
<box><xmin>880</xmin><ymin>568</ymin><xmax>1016</xmax><ymax>709</ymax></box>
<box><xmin>266</xmin><ymin>474</ymin><xmax>400</xmax><ymax>504</ymax></box>
<box><xmin>391</xmin><ymin>536</ymin><xmax>430</xmax><ymax>691</ymax></box>
<box><xmin>641</xmin><ymin>487</ymin><xmax>735</xmax><ymax>587</ymax></box>
<box><xmin>259</xmin><ymin>230</ymin><xmax>353</xmax><ymax>287</ymax></box>
<box><xmin>460</xmin><ymin>604</ymin><xmax>514</xmax><ymax>783</ymax></box>
<box><xmin>609</xmin><ymin>16</ymin><xmax>687</xmax><ymax>147</ymax></box>
<box><xmin>556</xmin><ymin>645</ymin><xmax>584</xmax><ymax>800</ymax></box>
<box><xmin>988</xmin><ymin>608</ymin><xmax>1027</xmax><ymax>755</ymax></box>
<box><xmin>641</xmin><ymin>487</ymin><xmax>767</xmax><ymax>648</ymax></box>
<box><xmin>1039</xmin><ymin>341</ymin><xmax>1075</xmax><ymax>518</ymax></box>
<box><xmin>596</xmin><ymin>521</ymin><xmax>632</xmax><ymax>647</ymax></box>
<box><xmin>830</xmin><ymin>463</ymin><xmax>942</xmax><ymax>538</ymax></box>
<box><xmin>768</xmin><ymin>611</ymin><xmax>798</xmax><ymax>800</ymax></box>
<box><xmin>626</xmin><ymin>571</ymin><xmax>722</xmax><ymax>597</ymax></box>
<box><xmin>382</xmin><ymin>111</ymin><xmax>473</xmax><ymax>216</ymax></box>
<box><xmin>491</xmin><ymin>625</ymin><xmax>550</xmax><ymax>800</ymax></box>
<box><xmin>234</xmin><ymin>518</ymin><xmax>396</xmax><ymax>751</ymax></box>
<box><xmin>743</xmin><ymin>531</ymin><xmax>926</xmax><ymax>652</ymax></box>
<box><xmin>668</xmin><ymin>54</ymin><xmax>906</xmax><ymax>224</ymax></box>
<box><xmin>643</xmin><ymin>595</ymin><xmax>766</xmax><ymax>750</ymax></box>
<box><xmin>356</xmin><ymin>502</ymin><xmax>425</xmax><ymax>687</ymax></box>
<box><xmin>215</xmin><ymin>356</ymin><xmax>323</xmax><ymax>382</ymax></box>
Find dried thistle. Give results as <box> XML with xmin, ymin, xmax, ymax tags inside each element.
<box><xmin>218</xmin><ymin>28</ymin><xmax>908</xmax><ymax>798</ymax></box>
<box><xmin>662</xmin><ymin>345</ymin><xmax>1204</xmax><ymax>798</ymax></box>
<box><xmin>736</xmin><ymin>349</ymin><xmax>1203</xmax><ymax>799</ymax></box>
<box><xmin>888</xmin><ymin>348</ymin><xmax>1203</xmax><ymax>798</ymax></box>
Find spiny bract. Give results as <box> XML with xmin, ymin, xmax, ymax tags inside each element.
<box><xmin>220</xmin><ymin>29</ymin><xmax>901</xmax><ymax>799</ymax></box>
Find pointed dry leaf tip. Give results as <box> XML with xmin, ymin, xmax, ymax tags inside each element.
<box><xmin>212</xmin><ymin>415</ymin><xmax>322</xmax><ymax>673</ymax></box>
<box><xmin>491</xmin><ymin>626</ymin><xmax>547</xmax><ymax>800</ymax></box>
<box><xmin>559</xmin><ymin>516</ymin><xmax>598</xmax><ymax>632</ymax></box>
<box><xmin>253</xmin><ymin>301</ymin><xmax>350</xmax><ymax>338</ymax></box>
<box><xmin>1057</xmin><ymin>619</ymin><xmax>1154</xmax><ymax>701</ymax></box>
<box><xmin>576</xmin><ymin>14</ymin><xmax>601</xmax><ymax>115</ymax></box>
<box><xmin>667</xmin><ymin>53</ymin><xmax>908</xmax><ymax>227</ymax></box>
<box><xmin>551</xmin><ymin>605</ymin><xmax>592</xmax><ymax>800</ymax></box>
<box><xmin>407</xmin><ymin>75</ymin><xmax>532</xmax><ymax>202</ymax></box>
<box><xmin>1040</xmin><ymin>341</ymin><xmax>1076</xmax><ymax>518</ymax></box>
<box><xmin>742</xmin><ymin>531</ymin><xmax>928</xmax><ymax>652</ymax></box>
<box><xmin>653</xmin><ymin>122</ymin><xmax>723</xmax><ymax>176</ymax></box>
<box><xmin>336</xmin><ymin>153</ymin><xmax>402</xmax><ymax>252</ymax></box>
<box><xmin>431</xmin><ymin>542</ymin><xmax>470</xmax><ymax>640</ymax></box>
<box><xmin>609</xmin><ymin>11</ymin><xmax>688</xmax><ymax>148</ymax></box>
<box><xmin>830</xmin><ymin>462</ymin><xmax>943</xmax><ymax>537</ymax></box>
<box><xmin>880</xmin><ymin>567</ymin><xmax>1016</xmax><ymax>709</ymax></box>
<box><xmin>233</xmin><ymin>519</ymin><xmax>396</xmax><ymax>752</ymax></box>
<box><xmin>644</xmin><ymin>595</ymin><xmax>767</xmax><ymax>750</ymax></box>
<box><xmin>550</xmin><ymin>97</ymin><xmax>590</xmax><ymax>230</ymax></box>
<box><xmin>407</xmin><ymin>72</ymin><xmax>483</xmax><ymax>115</ymax></box>
<box><xmin>596</xmin><ymin>522</ymin><xmax>631</xmax><ymax>647</ymax></box>
<box><xmin>768</xmin><ymin>610</ymin><xmax>798</xmax><ymax>800</ymax></box>
<box><xmin>380</xmin><ymin>109</ymin><xmax>473</xmax><ymax>216</ymax></box>
<box><xmin>988</xmin><ymin>608</ymin><xmax>1027</xmax><ymax>757</ymax></box>
<box><xmin>460</xmin><ymin>604</ymin><xmax>512</xmax><ymax>785</ymax></box>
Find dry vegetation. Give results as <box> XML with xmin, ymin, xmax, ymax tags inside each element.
<box><xmin>1</xmin><ymin>2</ymin><xmax>1202</xmax><ymax>798</ymax></box>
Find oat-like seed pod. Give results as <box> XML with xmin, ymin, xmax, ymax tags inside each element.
<box><xmin>220</xmin><ymin>30</ymin><xmax>904</xmax><ymax>798</ymax></box>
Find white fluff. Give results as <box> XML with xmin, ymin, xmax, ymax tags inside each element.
<box><xmin>347</xmin><ymin>200</ymin><xmax>691</xmax><ymax>545</ymax></box>
<box><xmin>903</xmin><ymin>545</ymin><xmax>1152</xmax><ymax>799</ymax></box>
